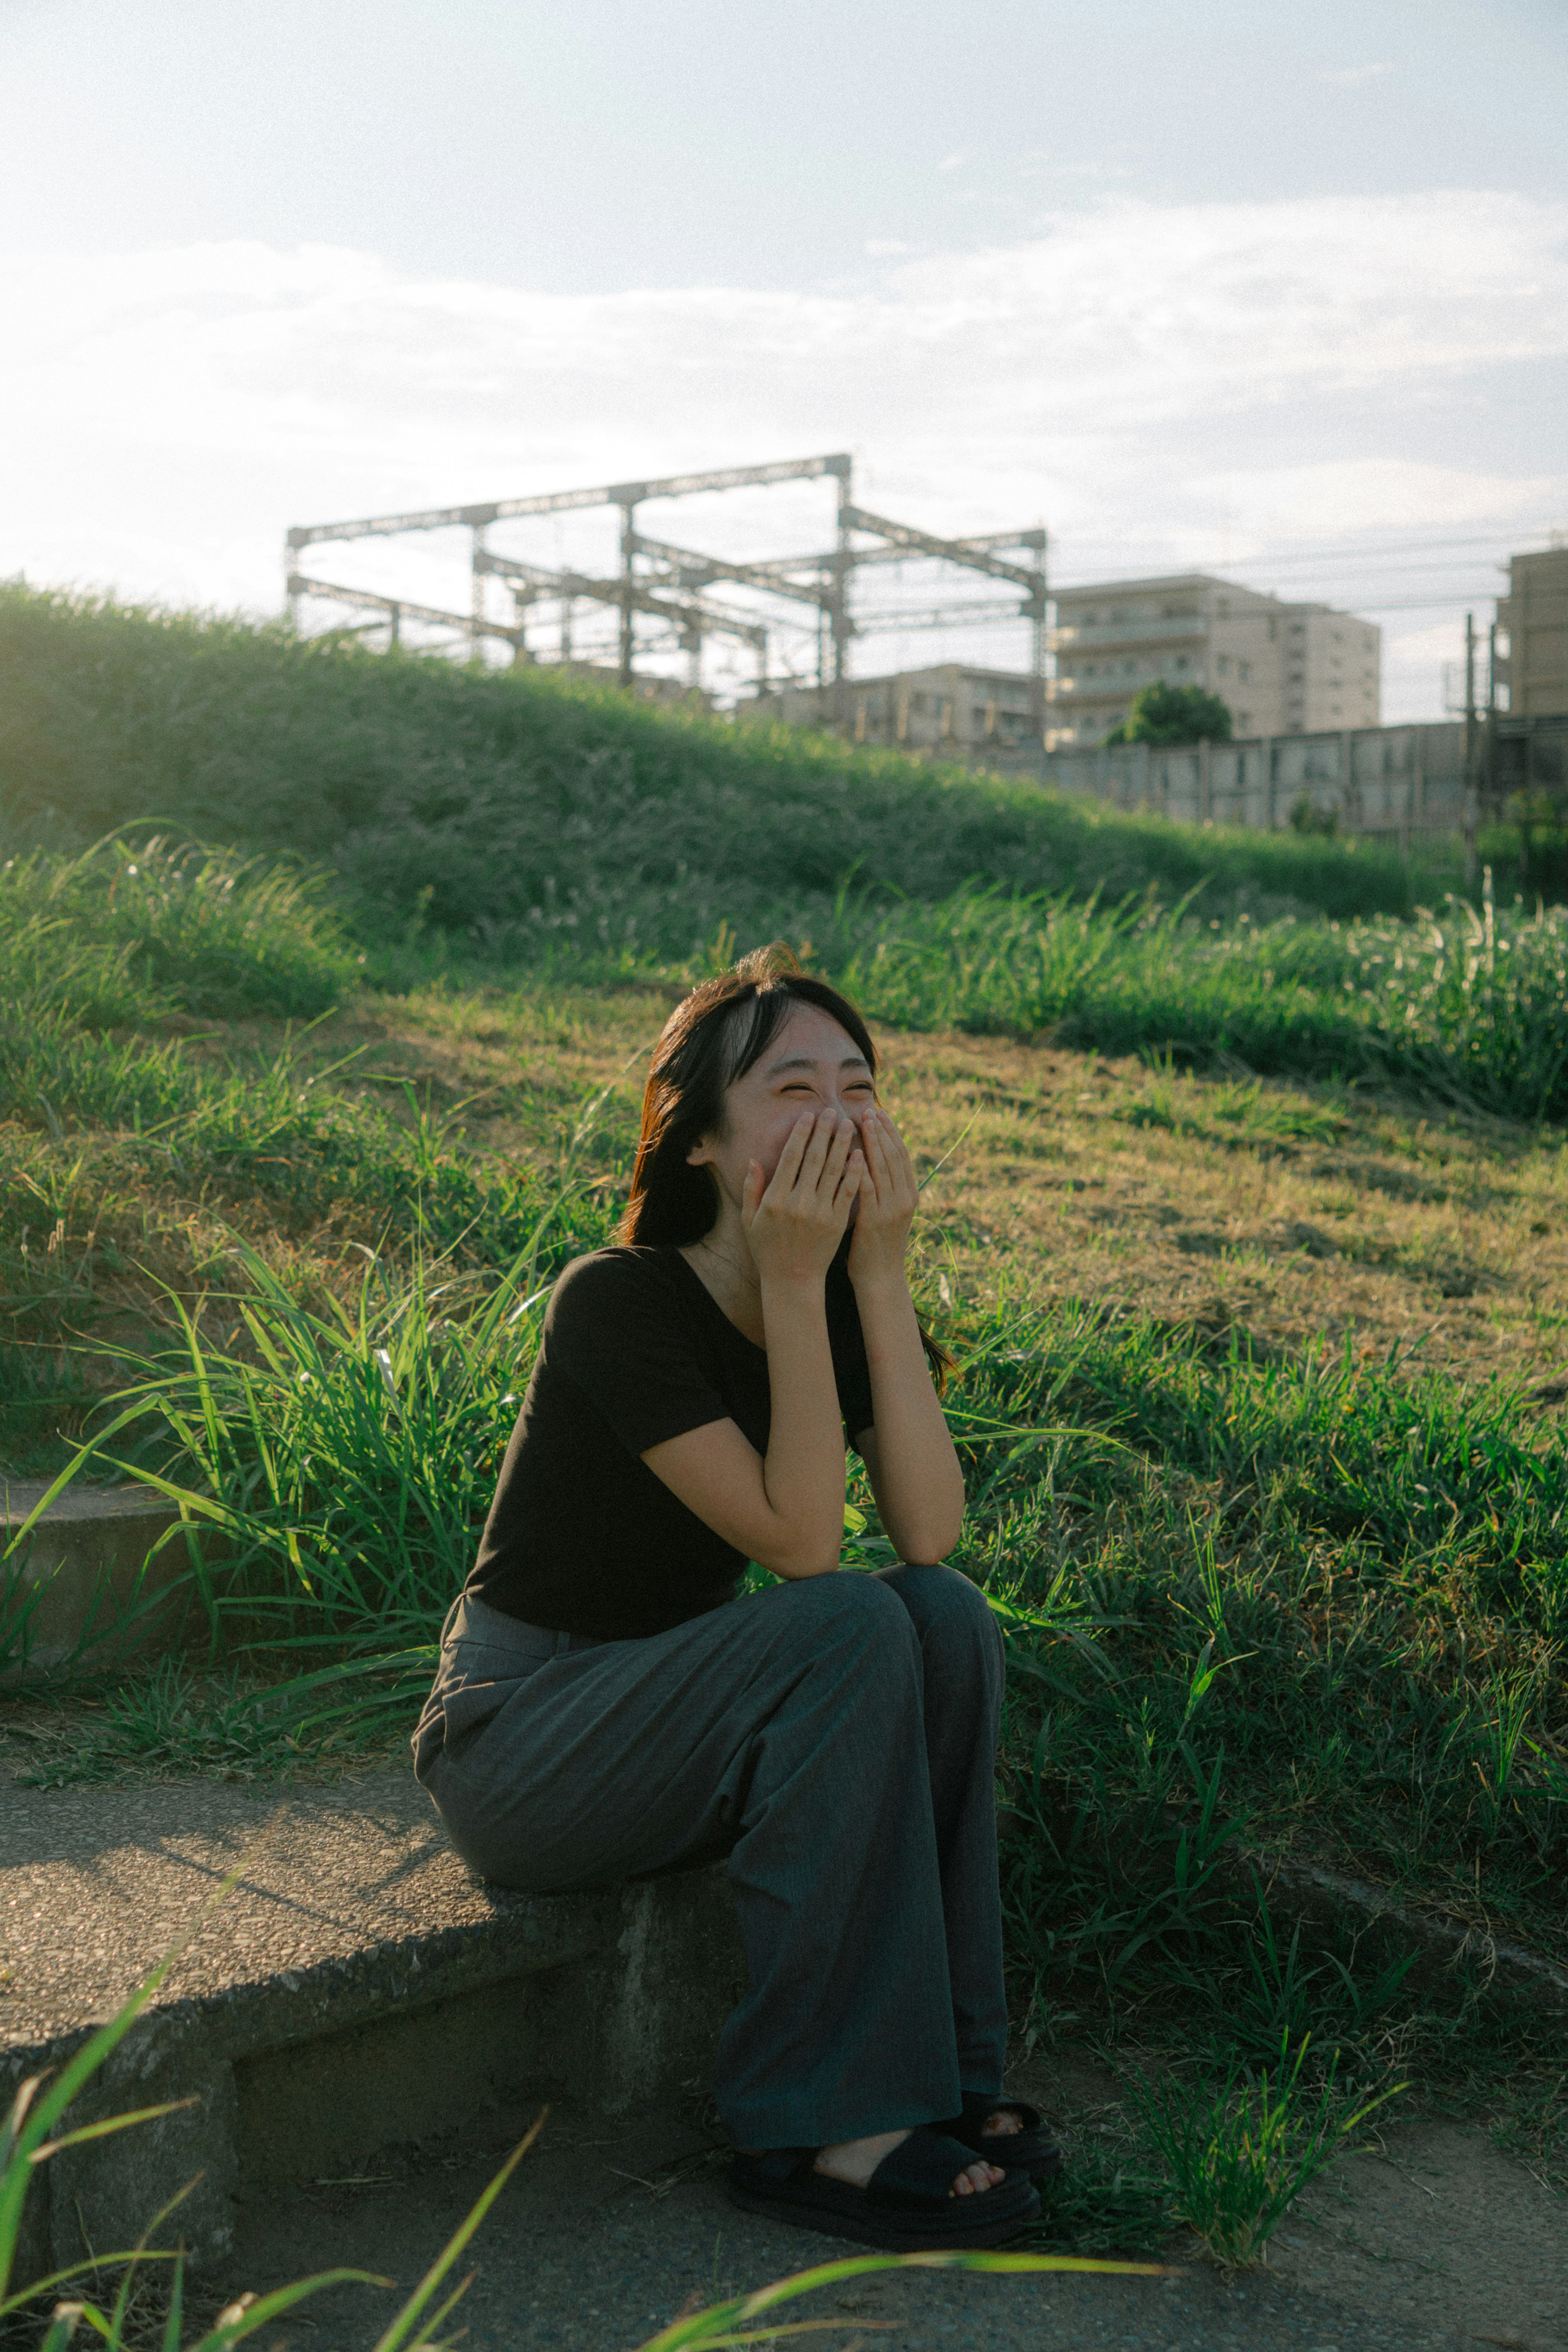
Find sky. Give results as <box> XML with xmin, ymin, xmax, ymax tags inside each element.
<box><xmin>2</xmin><ymin>0</ymin><xmax>1566</xmax><ymax>719</ymax></box>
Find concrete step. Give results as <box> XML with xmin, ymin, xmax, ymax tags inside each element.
<box><xmin>1</xmin><ymin>1768</ymin><xmax>745</xmax><ymax>2279</ymax></box>
<box><xmin>2</xmin><ymin>1478</ymin><xmax>197</xmax><ymax>1678</ymax></box>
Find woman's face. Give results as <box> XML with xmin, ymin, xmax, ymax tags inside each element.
<box><xmin>686</xmin><ymin>999</ymin><xmax>876</xmax><ymax>1210</ymax></box>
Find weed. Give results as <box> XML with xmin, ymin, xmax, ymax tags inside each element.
<box><xmin>10</xmin><ymin>1659</ymin><xmax>389</xmax><ymax>1787</ymax></box>
<box><xmin>1488</xmin><ymin>2069</ymin><xmax>1568</xmax><ymax>2192</ymax></box>
<box><xmin>0</xmin><ymin>1341</ymin><xmax>98</xmax><ymax>1477</ymax></box>
<box><xmin>1124</xmin><ymin>2034</ymin><xmax>1405</xmax><ymax>2267</ymax></box>
<box><xmin>1167</xmin><ymin>1892</ymin><xmax>1419</xmax><ymax>2077</ymax></box>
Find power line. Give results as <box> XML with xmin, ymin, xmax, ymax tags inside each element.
<box><xmin>1051</xmin><ymin>523</ymin><xmax>1559</xmax><ymax>587</ymax></box>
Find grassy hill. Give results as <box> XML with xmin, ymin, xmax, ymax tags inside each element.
<box><xmin>2</xmin><ymin>858</ymin><xmax>1564</xmax><ymax>2147</ymax></box>
<box><xmin>1</xmin><ymin>597</ymin><xmax>1565</xmax><ymax>2225</ymax></box>
<box><xmin>0</xmin><ymin>584</ymin><xmax>1459</xmax><ymax>957</ymax></box>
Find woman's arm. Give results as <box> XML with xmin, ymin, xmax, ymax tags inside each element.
<box><xmin>846</xmin><ymin>1109</ymin><xmax>966</xmax><ymax>1563</ymax></box>
<box><xmin>642</xmin><ymin>1110</ymin><xmax>862</xmax><ymax>1578</ymax></box>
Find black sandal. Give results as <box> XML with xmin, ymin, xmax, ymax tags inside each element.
<box><xmin>726</xmin><ymin>2125</ymin><xmax>1041</xmax><ymax>2250</ymax></box>
<box><xmin>942</xmin><ymin>2091</ymin><xmax>1065</xmax><ymax>2181</ymax></box>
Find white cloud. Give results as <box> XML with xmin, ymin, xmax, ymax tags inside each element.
<box><xmin>1</xmin><ymin>189</ymin><xmax>1564</xmax><ymax>717</ymax></box>
<box><xmin>864</xmin><ymin>239</ymin><xmax>918</xmax><ymax>258</ymax></box>
<box><xmin>1318</xmin><ymin>62</ymin><xmax>1395</xmax><ymax>87</ymax></box>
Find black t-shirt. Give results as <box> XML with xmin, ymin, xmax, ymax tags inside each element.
<box><xmin>467</xmin><ymin>1245</ymin><xmax>876</xmax><ymax>1639</ymax></box>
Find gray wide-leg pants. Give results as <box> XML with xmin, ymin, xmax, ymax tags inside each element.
<box><xmin>411</xmin><ymin>1565</ymin><xmax>1009</xmax><ymax>2151</ymax></box>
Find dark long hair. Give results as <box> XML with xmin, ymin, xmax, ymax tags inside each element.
<box><xmin>620</xmin><ymin>944</ymin><xmax>951</xmax><ymax>1388</ymax></box>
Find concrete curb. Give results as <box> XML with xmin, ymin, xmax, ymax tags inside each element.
<box><xmin>1240</xmin><ymin>1845</ymin><xmax>1568</xmax><ymax>2019</ymax></box>
<box><xmin>2</xmin><ymin>1480</ymin><xmax>199</xmax><ymax>1678</ymax></box>
<box><xmin>3</xmin><ymin>1773</ymin><xmax>745</xmax><ymax>2278</ymax></box>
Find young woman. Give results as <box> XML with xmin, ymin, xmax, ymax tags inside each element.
<box><xmin>412</xmin><ymin>947</ymin><xmax>1059</xmax><ymax>2249</ymax></box>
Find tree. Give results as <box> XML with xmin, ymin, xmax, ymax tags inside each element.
<box><xmin>1103</xmin><ymin>681</ymin><xmax>1234</xmax><ymax>747</ymax></box>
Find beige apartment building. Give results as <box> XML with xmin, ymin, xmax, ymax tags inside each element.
<box><xmin>1047</xmin><ymin>574</ymin><xmax>1380</xmax><ymax>749</ymax></box>
<box><xmin>1494</xmin><ymin>545</ymin><xmax>1568</xmax><ymax>716</ymax></box>
<box><xmin>741</xmin><ymin>663</ymin><xmax>1040</xmax><ymax>756</ymax></box>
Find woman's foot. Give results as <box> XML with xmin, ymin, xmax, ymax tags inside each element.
<box><xmin>978</xmin><ymin>2105</ymin><xmax>1025</xmax><ymax>2140</ymax></box>
<box><xmin>814</xmin><ymin>2128</ymin><xmax>1005</xmax><ymax>2198</ymax></box>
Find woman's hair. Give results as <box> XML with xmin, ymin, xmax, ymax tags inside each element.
<box><xmin>620</xmin><ymin>943</ymin><xmax>951</xmax><ymax>1387</ymax></box>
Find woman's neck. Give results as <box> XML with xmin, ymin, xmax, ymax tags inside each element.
<box><xmin>679</xmin><ymin>1208</ymin><xmax>766</xmax><ymax>1346</ymax></box>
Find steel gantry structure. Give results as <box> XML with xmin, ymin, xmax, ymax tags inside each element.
<box><xmin>285</xmin><ymin>452</ymin><xmax>1048</xmax><ymax>727</ymax></box>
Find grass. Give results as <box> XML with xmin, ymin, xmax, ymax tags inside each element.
<box><xmin>0</xmin><ymin>584</ymin><xmax>1462</xmax><ymax>950</ymax></box>
<box><xmin>832</xmin><ymin>877</ymin><xmax>1568</xmax><ymax>1120</ymax></box>
<box><xmin>7</xmin><ymin>1658</ymin><xmax>394</xmax><ymax>1787</ymax></box>
<box><xmin>0</xmin><ymin>832</ymin><xmax>359</xmax><ymax>1026</ymax></box>
<box><xmin>21</xmin><ymin>1186</ymin><xmax>1561</xmax><ymax>1980</ymax></box>
<box><xmin>1123</xmin><ymin>2035</ymin><xmax>1404</xmax><ymax>2268</ymax></box>
<box><xmin>2</xmin><ymin>597</ymin><xmax>1566</xmax><ymax>2261</ymax></box>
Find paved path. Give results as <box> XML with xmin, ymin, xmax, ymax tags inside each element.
<box><xmin>2</xmin><ymin>1771</ymin><xmax>488</xmax><ymax>2044</ymax></box>
<box><xmin>6</xmin><ymin>1768</ymin><xmax>1562</xmax><ymax>2348</ymax></box>
<box><xmin>227</xmin><ymin>2088</ymin><xmax>1568</xmax><ymax>2352</ymax></box>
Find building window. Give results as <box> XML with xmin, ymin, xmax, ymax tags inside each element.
<box><xmin>1216</xmin><ymin>655</ymin><xmax>1230</xmax><ymax>677</ymax></box>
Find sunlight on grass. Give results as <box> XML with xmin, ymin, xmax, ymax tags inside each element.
<box><xmin>1124</xmin><ymin>2035</ymin><xmax>1405</xmax><ymax>2268</ymax></box>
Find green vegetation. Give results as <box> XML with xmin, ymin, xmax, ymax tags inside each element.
<box><xmin>1103</xmin><ymin>681</ymin><xmax>1234</xmax><ymax>747</ymax></box>
<box><xmin>2</xmin><ymin>589</ymin><xmax>1565</xmax><ymax>2268</ymax></box>
<box><xmin>0</xmin><ymin>586</ymin><xmax>1457</xmax><ymax>945</ymax></box>
<box><xmin>0</xmin><ymin>840</ymin><xmax>615</xmax><ymax>1427</ymax></box>
<box><xmin>1124</xmin><ymin>2036</ymin><xmax>1400</xmax><ymax>2268</ymax></box>
<box><xmin>0</xmin><ymin>833</ymin><xmax>359</xmax><ymax>1026</ymax></box>
<box><xmin>42</xmin><ymin>1227</ymin><xmax>1559</xmax><ymax>1962</ymax></box>
<box><xmin>836</xmin><ymin>880</ymin><xmax>1568</xmax><ymax>1119</ymax></box>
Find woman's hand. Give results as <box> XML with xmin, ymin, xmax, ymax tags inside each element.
<box><xmin>845</xmin><ymin>1106</ymin><xmax>920</xmax><ymax>1290</ymax></box>
<box><xmin>742</xmin><ymin>1110</ymin><xmax>865</xmax><ymax>1288</ymax></box>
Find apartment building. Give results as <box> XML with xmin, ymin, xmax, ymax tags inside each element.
<box><xmin>1494</xmin><ymin>544</ymin><xmax>1568</xmax><ymax>716</ymax></box>
<box><xmin>739</xmin><ymin>663</ymin><xmax>1040</xmax><ymax>756</ymax></box>
<box><xmin>1047</xmin><ymin>574</ymin><xmax>1380</xmax><ymax>748</ymax></box>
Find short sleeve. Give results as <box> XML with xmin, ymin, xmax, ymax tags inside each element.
<box><xmin>543</xmin><ymin>1254</ymin><xmax>729</xmax><ymax>1459</ymax></box>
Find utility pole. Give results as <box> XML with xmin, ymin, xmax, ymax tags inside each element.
<box><xmin>284</xmin><ymin>528</ymin><xmax>305</xmax><ymax>632</ymax></box>
<box><xmin>469</xmin><ymin>525</ymin><xmax>488</xmax><ymax>659</ymax></box>
<box><xmin>1463</xmin><ymin>611</ymin><xmax>1479</xmax><ymax>884</ymax></box>
<box><xmin>828</xmin><ymin>454</ymin><xmax>854</xmax><ymax>732</ymax></box>
<box><xmin>1022</xmin><ymin>526</ymin><xmax>1048</xmax><ymax>741</ymax></box>
<box><xmin>511</xmin><ymin>586</ymin><xmax>536</xmax><ymax>664</ymax></box>
<box><xmin>611</xmin><ymin>486</ymin><xmax>645</xmax><ymax>690</ymax></box>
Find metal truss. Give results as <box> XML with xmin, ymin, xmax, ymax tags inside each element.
<box><xmin>286</xmin><ymin>452</ymin><xmax>1047</xmax><ymax>724</ymax></box>
<box><xmin>285</xmin><ymin>572</ymin><xmax>525</xmax><ymax>653</ymax></box>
